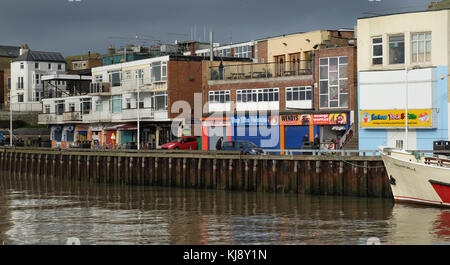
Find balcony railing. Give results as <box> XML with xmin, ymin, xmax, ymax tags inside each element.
<box><xmin>90</xmin><ymin>83</ymin><xmax>111</xmax><ymax>94</ymax></box>
<box><xmin>209</xmin><ymin>60</ymin><xmax>312</xmax><ymax>81</ymax></box>
<box><xmin>38</xmin><ymin>113</ymin><xmax>62</xmax><ymax>124</ymax></box>
<box><xmin>121</xmin><ymin>108</ymin><xmax>155</xmax><ymax>120</ymax></box>
<box><xmin>62</xmin><ymin>111</ymin><xmax>82</xmax><ymax>121</ymax></box>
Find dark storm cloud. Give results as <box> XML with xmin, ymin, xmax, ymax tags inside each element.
<box><xmin>0</xmin><ymin>0</ymin><xmax>432</xmax><ymax>56</ymax></box>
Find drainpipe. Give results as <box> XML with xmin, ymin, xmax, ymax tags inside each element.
<box><xmin>312</xmin><ymin>50</ymin><xmax>316</xmax><ymax>110</ymax></box>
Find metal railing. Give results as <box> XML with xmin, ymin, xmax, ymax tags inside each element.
<box><xmin>89</xmin><ymin>83</ymin><xmax>110</xmax><ymax>94</ymax></box>
<box><xmin>262</xmin><ymin>149</ymin><xmax>381</xmax><ymax>157</ymax></box>
<box><xmin>209</xmin><ymin>60</ymin><xmax>313</xmax><ymax>81</ymax></box>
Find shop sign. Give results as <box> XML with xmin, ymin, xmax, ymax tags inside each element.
<box><xmin>89</xmin><ymin>124</ymin><xmax>103</xmax><ymax>131</ymax></box>
<box><xmin>231</xmin><ymin>116</ymin><xmax>269</xmax><ymax>126</ymax></box>
<box><xmin>75</xmin><ymin>125</ymin><xmax>88</xmax><ymax>131</ymax></box>
<box><xmin>360</xmin><ymin>109</ymin><xmax>431</xmax><ymax>128</ymax></box>
<box><xmin>280</xmin><ymin>114</ymin><xmax>311</xmax><ymax>125</ymax></box>
<box><xmin>312</xmin><ymin>113</ymin><xmax>347</xmax><ymax>125</ymax></box>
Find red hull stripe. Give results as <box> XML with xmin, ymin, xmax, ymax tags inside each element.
<box><xmin>429</xmin><ymin>181</ymin><xmax>450</xmax><ymax>204</ymax></box>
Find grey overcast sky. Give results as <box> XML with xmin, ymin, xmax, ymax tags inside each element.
<box><xmin>0</xmin><ymin>0</ymin><xmax>434</xmax><ymax>56</ymax></box>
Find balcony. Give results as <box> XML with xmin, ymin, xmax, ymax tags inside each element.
<box><xmin>208</xmin><ymin>60</ymin><xmax>312</xmax><ymax>81</ymax></box>
<box><xmin>62</xmin><ymin>111</ymin><xmax>82</xmax><ymax>121</ymax></box>
<box><xmin>83</xmin><ymin>111</ymin><xmax>112</xmax><ymax>123</ymax></box>
<box><xmin>121</xmin><ymin>108</ymin><xmax>155</xmax><ymax>121</ymax></box>
<box><xmin>121</xmin><ymin>78</ymin><xmax>165</xmax><ymax>93</ymax></box>
<box><xmin>89</xmin><ymin>83</ymin><xmax>111</xmax><ymax>95</ymax></box>
<box><xmin>38</xmin><ymin>113</ymin><xmax>63</xmax><ymax>124</ymax></box>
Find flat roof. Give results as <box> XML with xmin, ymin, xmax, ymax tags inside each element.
<box><xmin>41</xmin><ymin>74</ymin><xmax>92</xmax><ymax>81</ymax></box>
<box><xmin>358</xmin><ymin>7</ymin><xmax>449</xmax><ymax>20</ymax></box>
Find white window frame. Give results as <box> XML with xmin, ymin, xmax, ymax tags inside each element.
<box><xmin>372</xmin><ymin>36</ymin><xmax>383</xmax><ymax>65</ymax></box>
<box><xmin>208</xmin><ymin>90</ymin><xmax>230</xmax><ymax>104</ymax></box>
<box><xmin>411</xmin><ymin>32</ymin><xmax>431</xmax><ymax>63</ymax></box>
<box><xmin>286</xmin><ymin>86</ymin><xmax>312</xmax><ymax>101</ymax></box>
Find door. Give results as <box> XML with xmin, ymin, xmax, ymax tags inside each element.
<box><xmin>285</xmin><ymin>126</ymin><xmax>309</xmax><ymax>149</ymax></box>
<box><xmin>274</xmin><ymin>55</ymin><xmax>285</xmax><ymax>76</ymax></box>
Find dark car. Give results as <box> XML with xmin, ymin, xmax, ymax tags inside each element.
<box><xmin>161</xmin><ymin>136</ymin><xmax>198</xmax><ymax>150</ymax></box>
<box><xmin>222</xmin><ymin>140</ymin><xmax>263</xmax><ymax>155</ymax></box>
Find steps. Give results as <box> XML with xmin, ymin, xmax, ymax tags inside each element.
<box><xmin>342</xmin><ymin>134</ymin><xmax>359</xmax><ymax>150</ymax></box>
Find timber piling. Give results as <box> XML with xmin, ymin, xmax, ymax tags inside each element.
<box><xmin>0</xmin><ymin>147</ymin><xmax>393</xmax><ymax>198</ymax></box>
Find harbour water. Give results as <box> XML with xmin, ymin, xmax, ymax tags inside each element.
<box><xmin>0</xmin><ymin>174</ymin><xmax>448</xmax><ymax>245</ymax></box>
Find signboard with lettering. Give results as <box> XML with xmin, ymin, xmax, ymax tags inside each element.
<box><xmin>360</xmin><ymin>109</ymin><xmax>432</xmax><ymax>128</ymax></box>
<box><xmin>231</xmin><ymin>116</ymin><xmax>269</xmax><ymax>126</ymax></box>
<box><xmin>280</xmin><ymin>114</ymin><xmax>311</xmax><ymax>125</ymax></box>
<box><xmin>312</xmin><ymin>113</ymin><xmax>347</xmax><ymax>125</ymax></box>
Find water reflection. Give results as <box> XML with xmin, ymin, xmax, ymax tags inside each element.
<box><xmin>0</xmin><ymin>174</ymin><xmax>448</xmax><ymax>245</ymax></box>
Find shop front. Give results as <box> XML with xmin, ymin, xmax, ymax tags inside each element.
<box><xmin>89</xmin><ymin>124</ymin><xmax>104</xmax><ymax>148</ymax></box>
<box><xmin>231</xmin><ymin>115</ymin><xmax>280</xmax><ymax>149</ymax></box>
<box><xmin>312</xmin><ymin>113</ymin><xmax>349</xmax><ymax>150</ymax></box>
<box><xmin>280</xmin><ymin>114</ymin><xmax>316</xmax><ymax>150</ymax></box>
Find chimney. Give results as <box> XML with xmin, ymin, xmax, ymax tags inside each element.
<box><xmin>190</xmin><ymin>42</ymin><xmax>195</xmax><ymax>56</ymax></box>
<box><xmin>428</xmin><ymin>1</ymin><xmax>440</xmax><ymax>9</ymax></box>
<box><xmin>19</xmin><ymin>44</ymin><xmax>29</xmax><ymax>55</ymax></box>
<box><xmin>108</xmin><ymin>45</ymin><xmax>116</xmax><ymax>56</ymax></box>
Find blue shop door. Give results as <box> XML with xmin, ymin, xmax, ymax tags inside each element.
<box><xmin>285</xmin><ymin>126</ymin><xmax>309</xmax><ymax>149</ymax></box>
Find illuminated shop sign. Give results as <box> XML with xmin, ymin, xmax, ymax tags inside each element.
<box><xmin>360</xmin><ymin>109</ymin><xmax>432</xmax><ymax>128</ymax></box>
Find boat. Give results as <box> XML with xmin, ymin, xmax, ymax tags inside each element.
<box><xmin>380</xmin><ymin>147</ymin><xmax>450</xmax><ymax>207</ymax></box>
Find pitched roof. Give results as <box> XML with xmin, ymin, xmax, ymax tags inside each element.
<box><xmin>0</xmin><ymin>45</ymin><xmax>20</xmax><ymax>58</ymax></box>
<box><xmin>13</xmin><ymin>50</ymin><xmax>66</xmax><ymax>63</ymax></box>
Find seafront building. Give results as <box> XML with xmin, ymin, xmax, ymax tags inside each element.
<box><xmin>357</xmin><ymin>8</ymin><xmax>450</xmax><ymax>150</ymax></box>
<box><xmin>201</xmin><ymin>29</ymin><xmax>358</xmax><ymax>150</ymax></box>
<box><xmin>38</xmin><ymin>55</ymin><xmax>250</xmax><ymax>149</ymax></box>
<box><xmin>10</xmin><ymin>45</ymin><xmax>67</xmax><ymax>112</ymax></box>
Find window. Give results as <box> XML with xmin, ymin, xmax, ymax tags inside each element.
<box><xmin>95</xmin><ymin>100</ymin><xmax>103</xmax><ymax>111</ymax></box>
<box><xmin>20</xmin><ymin>63</ymin><xmax>24</xmax><ymax>69</ymax></box>
<box><xmin>125</xmin><ymin>71</ymin><xmax>131</xmax><ymax>80</ymax></box>
<box><xmin>153</xmin><ymin>91</ymin><xmax>168</xmax><ymax>111</ymax></box>
<box><xmin>18</xmin><ymin>95</ymin><xmax>24</xmax><ymax>102</ymax></box>
<box><xmin>234</xmin><ymin>45</ymin><xmax>252</xmax><ymax>58</ymax></box>
<box><xmin>48</xmin><ymin>63</ymin><xmax>52</xmax><ymax>70</ymax></box>
<box><xmin>111</xmin><ymin>95</ymin><xmax>122</xmax><ymax>114</ymax></box>
<box><xmin>69</xmin><ymin>103</ymin><xmax>75</xmax><ymax>112</ymax></box>
<box><xmin>95</xmin><ymin>75</ymin><xmax>103</xmax><ymax>83</ymax></box>
<box><xmin>80</xmin><ymin>98</ymin><xmax>91</xmax><ymax>114</ymax></box>
<box><xmin>209</xmin><ymin>90</ymin><xmax>231</xmax><ymax>104</ymax></box>
<box><xmin>58</xmin><ymin>64</ymin><xmax>62</xmax><ymax>70</ymax></box>
<box><xmin>35</xmin><ymin>74</ymin><xmax>40</xmax><ymax>85</ymax></box>
<box><xmin>17</xmin><ymin>77</ymin><xmax>24</xmax><ymax>89</ymax></box>
<box><xmin>236</xmin><ymin>88</ymin><xmax>278</xmax><ymax>102</ymax></box>
<box><xmin>35</xmin><ymin>63</ymin><xmax>39</xmax><ymax>69</ymax></box>
<box><xmin>411</xmin><ymin>32</ymin><xmax>431</xmax><ymax>63</ymax></box>
<box><xmin>55</xmin><ymin>100</ymin><xmax>64</xmax><ymax>115</ymax></box>
<box><xmin>44</xmin><ymin>105</ymin><xmax>50</xmax><ymax>114</ymax></box>
<box><xmin>109</xmin><ymin>71</ymin><xmax>121</xmax><ymax>87</ymax></box>
<box><xmin>136</xmin><ymin>69</ymin><xmax>144</xmax><ymax>87</ymax></box>
<box><xmin>217</xmin><ymin>48</ymin><xmax>231</xmax><ymax>57</ymax></box>
<box><xmin>319</xmin><ymin>56</ymin><xmax>348</xmax><ymax>108</ymax></box>
<box><xmin>286</xmin><ymin>86</ymin><xmax>312</xmax><ymax>101</ymax></box>
<box><xmin>151</xmin><ymin>61</ymin><xmax>167</xmax><ymax>82</ymax></box>
<box><xmin>7</xmin><ymin>78</ymin><xmax>10</xmax><ymax>91</ymax></box>
<box><xmin>126</xmin><ymin>98</ymin><xmax>131</xmax><ymax>109</ymax></box>
<box><xmin>389</xmin><ymin>35</ymin><xmax>405</xmax><ymax>64</ymax></box>
<box><xmin>372</xmin><ymin>37</ymin><xmax>383</xmax><ymax>65</ymax></box>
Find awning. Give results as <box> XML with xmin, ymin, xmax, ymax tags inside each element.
<box><xmin>104</xmin><ymin>124</ymin><xmax>127</xmax><ymax>131</ymax></box>
<box><xmin>117</xmin><ymin>124</ymin><xmax>137</xmax><ymax>131</ymax></box>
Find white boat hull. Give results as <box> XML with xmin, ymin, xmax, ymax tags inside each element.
<box><xmin>381</xmin><ymin>149</ymin><xmax>450</xmax><ymax>207</ymax></box>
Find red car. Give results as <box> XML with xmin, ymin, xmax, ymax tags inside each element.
<box><xmin>160</xmin><ymin>136</ymin><xmax>198</xmax><ymax>150</ymax></box>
